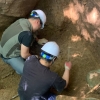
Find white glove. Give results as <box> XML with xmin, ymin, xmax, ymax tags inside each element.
<box><xmin>38</xmin><ymin>38</ymin><xmax>48</xmax><ymax>45</ymax></box>
<box><xmin>65</xmin><ymin>61</ymin><xmax>72</xmax><ymax>70</ymax></box>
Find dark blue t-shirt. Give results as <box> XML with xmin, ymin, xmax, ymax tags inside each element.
<box><xmin>18</xmin><ymin>31</ymin><xmax>33</xmax><ymax>47</ymax></box>
<box><xmin>18</xmin><ymin>55</ymin><xmax>66</xmax><ymax>100</ymax></box>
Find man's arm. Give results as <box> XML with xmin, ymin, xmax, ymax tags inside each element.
<box><xmin>34</xmin><ymin>33</ymin><xmax>48</xmax><ymax>45</ymax></box>
<box><xmin>62</xmin><ymin>69</ymin><xmax>70</xmax><ymax>88</ymax></box>
<box><xmin>18</xmin><ymin>31</ymin><xmax>33</xmax><ymax>59</ymax></box>
<box><xmin>62</xmin><ymin>62</ymin><xmax>71</xmax><ymax>88</ymax></box>
<box><xmin>21</xmin><ymin>44</ymin><xmax>31</xmax><ymax>59</ymax></box>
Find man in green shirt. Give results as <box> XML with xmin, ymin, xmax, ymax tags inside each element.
<box><xmin>0</xmin><ymin>9</ymin><xmax>48</xmax><ymax>75</ymax></box>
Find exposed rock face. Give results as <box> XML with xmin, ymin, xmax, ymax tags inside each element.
<box><xmin>0</xmin><ymin>0</ymin><xmax>39</xmax><ymax>31</ymax></box>
<box><xmin>36</xmin><ymin>0</ymin><xmax>100</xmax><ymax>63</ymax></box>
<box><xmin>1</xmin><ymin>0</ymin><xmax>100</xmax><ymax>100</ymax></box>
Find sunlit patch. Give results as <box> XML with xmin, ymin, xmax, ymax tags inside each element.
<box><xmin>71</xmin><ymin>35</ymin><xmax>81</xmax><ymax>42</ymax></box>
<box><xmin>74</xmin><ymin>87</ymin><xmax>78</xmax><ymax>90</ymax></box>
<box><xmin>71</xmin><ymin>97</ymin><xmax>77</xmax><ymax>100</ymax></box>
<box><xmin>59</xmin><ymin>95</ymin><xmax>63</xmax><ymax>98</ymax></box>
<box><xmin>63</xmin><ymin>3</ymin><xmax>79</xmax><ymax>24</ymax></box>
<box><xmin>95</xmin><ymin>18</ymin><xmax>100</xmax><ymax>26</ymax></box>
<box><xmin>93</xmin><ymin>30</ymin><xmax>100</xmax><ymax>39</ymax></box>
<box><xmin>73</xmin><ymin>0</ymin><xmax>84</xmax><ymax>13</ymax></box>
<box><xmin>72</xmin><ymin>53</ymin><xmax>81</xmax><ymax>57</ymax></box>
<box><xmin>86</xmin><ymin>7</ymin><xmax>99</xmax><ymax>25</ymax></box>
<box><xmin>80</xmin><ymin>90</ymin><xmax>85</xmax><ymax>97</ymax></box>
<box><xmin>97</xmin><ymin>27</ymin><xmax>100</xmax><ymax>32</ymax></box>
<box><xmin>81</xmin><ymin>29</ymin><xmax>94</xmax><ymax>42</ymax></box>
<box><xmin>80</xmin><ymin>86</ymin><xmax>87</xmax><ymax>97</ymax></box>
<box><xmin>63</xmin><ymin>0</ymin><xmax>100</xmax><ymax>42</ymax></box>
<box><xmin>63</xmin><ymin>0</ymin><xmax>84</xmax><ymax>24</ymax></box>
<box><xmin>82</xmin><ymin>94</ymin><xmax>86</xmax><ymax>98</ymax></box>
<box><xmin>89</xmin><ymin>73</ymin><xmax>98</xmax><ymax>79</ymax></box>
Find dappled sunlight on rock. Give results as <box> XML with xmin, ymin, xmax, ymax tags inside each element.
<box><xmin>80</xmin><ymin>85</ymin><xmax>88</xmax><ymax>97</ymax></box>
<box><xmin>71</xmin><ymin>97</ymin><xmax>77</xmax><ymax>100</ymax></box>
<box><xmin>63</xmin><ymin>3</ymin><xmax>79</xmax><ymax>24</ymax></box>
<box><xmin>71</xmin><ymin>48</ymin><xmax>87</xmax><ymax>58</ymax></box>
<box><xmin>97</xmin><ymin>27</ymin><xmax>100</xmax><ymax>32</ymax></box>
<box><xmin>63</xmin><ymin>0</ymin><xmax>100</xmax><ymax>42</ymax></box>
<box><xmin>93</xmin><ymin>30</ymin><xmax>100</xmax><ymax>39</ymax></box>
<box><xmin>80</xmin><ymin>90</ymin><xmax>85</xmax><ymax>97</ymax></box>
<box><xmin>73</xmin><ymin>0</ymin><xmax>84</xmax><ymax>13</ymax></box>
<box><xmin>73</xmin><ymin>87</ymin><xmax>78</xmax><ymax>91</ymax></box>
<box><xmin>56</xmin><ymin>95</ymin><xmax>79</xmax><ymax>100</ymax></box>
<box><xmin>63</xmin><ymin>0</ymin><xmax>84</xmax><ymax>24</ymax></box>
<box><xmin>72</xmin><ymin>53</ymin><xmax>81</xmax><ymax>58</ymax></box>
<box><xmin>71</xmin><ymin>35</ymin><xmax>81</xmax><ymax>42</ymax></box>
<box><xmin>86</xmin><ymin>7</ymin><xmax>99</xmax><ymax>25</ymax></box>
<box><xmin>81</xmin><ymin>29</ymin><xmax>94</xmax><ymax>42</ymax></box>
<box><xmin>90</xmin><ymin>73</ymin><xmax>98</xmax><ymax>79</ymax></box>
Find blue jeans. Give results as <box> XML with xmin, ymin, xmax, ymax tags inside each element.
<box><xmin>1</xmin><ymin>55</ymin><xmax>25</xmax><ymax>75</ymax></box>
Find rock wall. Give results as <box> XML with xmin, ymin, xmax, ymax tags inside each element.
<box><xmin>0</xmin><ymin>0</ymin><xmax>39</xmax><ymax>31</ymax></box>
<box><xmin>36</xmin><ymin>0</ymin><xmax>100</xmax><ymax>63</ymax></box>
<box><xmin>0</xmin><ymin>0</ymin><xmax>100</xmax><ymax>99</ymax></box>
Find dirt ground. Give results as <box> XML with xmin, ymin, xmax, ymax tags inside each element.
<box><xmin>0</xmin><ymin>21</ymin><xmax>100</xmax><ymax>100</ymax></box>
<box><xmin>1</xmin><ymin>0</ymin><xmax>100</xmax><ymax>100</ymax></box>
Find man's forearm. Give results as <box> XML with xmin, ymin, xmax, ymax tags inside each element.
<box><xmin>21</xmin><ymin>53</ymin><xmax>31</xmax><ymax>59</ymax></box>
<box><xmin>62</xmin><ymin>61</ymin><xmax>71</xmax><ymax>88</ymax></box>
<box><xmin>62</xmin><ymin>69</ymin><xmax>69</xmax><ymax>88</ymax></box>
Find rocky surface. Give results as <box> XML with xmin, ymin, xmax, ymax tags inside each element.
<box><xmin>1</xmin><ymin>0</ymin><xmax>100</xmax><ymax>100</ymax></box>
<box><xmin>0</xmin><ymin>0</ymin><xmax>39</xmax><ymax>31</ymax></box>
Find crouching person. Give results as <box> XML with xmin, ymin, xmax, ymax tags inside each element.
<box><xmin>18</xmin><ymin>41</ymin><xmax>72</xmax><ymax>100</ymax></box>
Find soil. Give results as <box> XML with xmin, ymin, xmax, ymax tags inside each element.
<box><xmin>0</xmin><ymin>0</ymin><xmax>100</xmax><ymax>100</ymax></box>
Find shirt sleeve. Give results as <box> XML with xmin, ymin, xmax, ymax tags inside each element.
<box><xmin>18</xmin><ymin>31</ymin><xmax>33</xmax><ymax>47</ymax></box>
<box><xmin>52</xmin><ymin>75</ymin><xmax>66</xmax><ymax>92</ymax></box>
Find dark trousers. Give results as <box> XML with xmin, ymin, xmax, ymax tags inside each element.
<box><xmin>18</xmin><ymin>88</ymin><xmax>56</xmax><ymax>100</ymax></box>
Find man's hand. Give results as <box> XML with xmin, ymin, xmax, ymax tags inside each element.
<box><xmin>65</xmin><ymin>61</ymin><xmax>72</xmax><ymax>70</ymax></box>
<box><xmin>38</xmin><ymin>38</ymin><xmax>48</xmax><ymax>45</ymax></box>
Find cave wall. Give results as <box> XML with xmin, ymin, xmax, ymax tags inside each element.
<box><xmin>36</xmin><ymin>0</ymin><xmax>100</xmax><ymax>63</ymax></box>
<box><xmin>0</xmin><ymin>0</ymin><xmax>100</xmax><ymax>99</ymax></box>
<box><xmin>0</xmin><ymin>0</ymin><xmax>39</xmax><ymax>32</ymax></box>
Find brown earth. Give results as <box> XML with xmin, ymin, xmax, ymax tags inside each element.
<box><xmin>0</xmin><ymin>21</ymin><xmax>100</xmax><ymax>100</ymax></box>
<box><xmin>1</xmin><ymin>0</ymin><xmax>100</xmax><ymax>100</ymax></box>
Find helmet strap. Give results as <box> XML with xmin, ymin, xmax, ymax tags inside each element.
<box><xmin>51</xmin><ymin>57</ymin><xmax>57</xmax><ymax>64</ymax></box>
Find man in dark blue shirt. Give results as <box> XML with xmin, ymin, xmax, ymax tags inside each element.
<box><xmin>18</xmin><ymin>41</ymin><xmax>72</xmax><ymax>100</ymax></box>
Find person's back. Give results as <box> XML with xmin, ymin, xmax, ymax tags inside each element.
<box><xmin>0</xmin><ymin>18</ymin><xmax>32</xmax><ymax>58</ymax></box>
<box><xmin>19</xmin><ymin>55</ymin><xmax>64</xmax><ymax>100</ymax></box>
<box><xmin>18</xmin><ymin>41</ymin><xmax>72</xmax><ymax>100</ymax></box>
